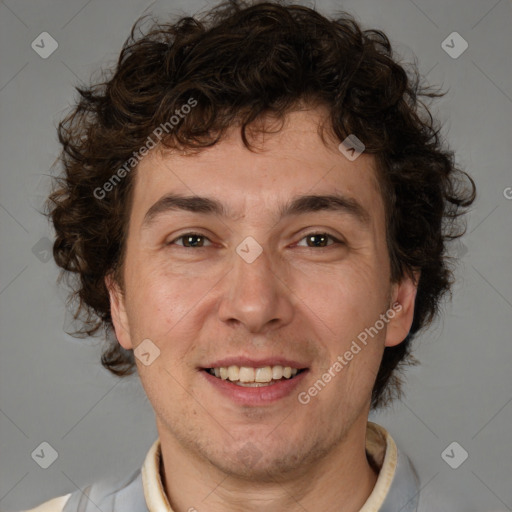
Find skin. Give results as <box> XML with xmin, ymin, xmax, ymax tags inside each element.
<box><xmin>106</xmin><ymin>107</ymin><xmax>418</xmax><ymax>512</ymax></box>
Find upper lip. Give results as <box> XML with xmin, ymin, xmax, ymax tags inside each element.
<box><xmin>202</xmin><ymin>357</ymin><xmax>309</xmax><ymax>369</ymax></box>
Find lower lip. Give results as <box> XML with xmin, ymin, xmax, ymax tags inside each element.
<box><xmin>201</xmin><ymin>369</ymin><xmax>309</xmax><ymax>406</ymax></box>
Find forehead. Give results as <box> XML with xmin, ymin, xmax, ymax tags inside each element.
<box><xmin>130</xmin><ymin>109</ymin><xmax>384</xmax><ymax>228</ymax></box>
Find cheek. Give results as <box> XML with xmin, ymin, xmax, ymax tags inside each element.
<box><xmin>294</xmin><ymin>261</ymin><xmax>389</xmax><ymax>403</ymax></box>
<box><xmin>293</xmin><ymin>260</ymin><xmax>389</xmax><ymax>337</ymax></box>
<box><xmin>124</xmin><ymin>263</ymin><xmax>206</xmax><ymax>344</ymax></box>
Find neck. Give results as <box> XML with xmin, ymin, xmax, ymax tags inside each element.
<box><xmin>157</xmin><ymin>416</ymin><xmax>379</xmax><ymax>512</ymax></box>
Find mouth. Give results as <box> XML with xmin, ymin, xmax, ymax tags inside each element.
<box><xmin>203</xmin><ymin>365</ymin><xmax>307</xmax><ymax>387</ymax></box>
<box><xmin>200</xmin><ymin>358</ymin><xmax>310</xmax><ymax>405</ymax></box>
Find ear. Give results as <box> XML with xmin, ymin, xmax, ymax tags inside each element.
<box><xmin>105</xmin><ymin>273</ymin><xmax>133</xmax><ymax>350</ymax></box>
<box><xmin>385</xmin><ymin>271</ymin><xmax>420</xmax><ymax>348</ymax></box>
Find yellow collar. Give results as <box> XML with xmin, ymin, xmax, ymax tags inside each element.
<box><xmin>141</xmin><ymin>421</ymin><xmax>397</xmax><ymax>512</ymax></box>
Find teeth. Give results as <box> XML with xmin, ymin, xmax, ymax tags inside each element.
<box><xmin>208</xmin><ymin>365</ymin><xmax>301</xmax><ymax>383</ymax></box>
<box><xmin>228</xmin><ymin>365</ymin><xmax>239</xmax><ymax>381</ymax></box>
<box><xmin>239</xmin><ymin>367</ymin><xmax>255</xmax><ymax>382</ymax></box>
<box><xmin>272</xmin><ymin>366</ymin><xmax>283</xmax><ymax>380</ymax></box>
<box><xmin>235</xmin><ymin>381</ymin><xmax>277</xmax><ymax>387</ymax></box>
<box><xmin>255</xmin><ymin>366</ymin><xmax>272</xmax><ymax>382</ymax></box>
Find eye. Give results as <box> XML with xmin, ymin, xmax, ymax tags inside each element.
<box><xmin>296</xmin><ymin>232</ymin><xmax>343</xmax><ymax>248</ymax></box>
<box><xmin>168</xmin><ymin>232</ymin><xmax>212</xmax><ymax>248</ymax></box>
<box><xmin>167</xmin><ymin>232</ymin><xmax>342</xmax><ymax>249</ymax></box>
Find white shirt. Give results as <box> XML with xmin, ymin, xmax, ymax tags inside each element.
<box><xmin>23</xmin><ymin>422</ymin><xmax>442</xmax><ymax>512</ymax></box>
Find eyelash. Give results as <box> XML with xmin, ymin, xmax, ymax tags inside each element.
<box><xmin>167</xmin><ymin>232</ymin><xmax>344</xmax><ymax>249</ymax></box>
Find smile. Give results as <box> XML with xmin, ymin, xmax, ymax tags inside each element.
<box><xmin>205</xmin><ymin>365</ymin><xmax>305</xmax><ymax>387</ymax></box>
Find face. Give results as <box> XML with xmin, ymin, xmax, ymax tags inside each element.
<box><xmin>107</xmin><ymin>108</ymin><xmax>417</xmax><ymax>480</ymax></box>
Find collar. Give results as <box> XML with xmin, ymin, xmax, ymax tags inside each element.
<box><xmin>141</xmin><ymin>422</ymin><xmax>419</xmax><ymax>511</ymax></box>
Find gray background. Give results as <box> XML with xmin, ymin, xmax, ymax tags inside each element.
<box><xmin>0</xmin><ymin>0</ymin><xmax>511</xmax><ymax>510</ymax></box>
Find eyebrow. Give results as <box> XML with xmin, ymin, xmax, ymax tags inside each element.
<box><xmin>142</xmin><ymin>192</ymin><xmax>371</xmax><ymax>228</ymax></box>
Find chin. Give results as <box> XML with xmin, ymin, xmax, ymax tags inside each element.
<box><xmin>215</xmin><ymin>455</ymin><xmax>305</xmax><ymax>483</ymax></box>
<box><xmin>207</xmin><ymin>440</ymin><xmax>326</xmax><ymax>482</ymax></box>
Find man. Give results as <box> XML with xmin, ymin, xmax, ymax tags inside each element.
<box><xmin>28</xmin><ymin>0</ymin><xmax>475</xmax><ymax>510</ymax></box>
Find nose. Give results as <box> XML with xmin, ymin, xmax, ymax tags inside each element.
<box><xmin>217</xmin><ymin>243</ymin><xmax>294</xmax><ymax>334</ymax></box>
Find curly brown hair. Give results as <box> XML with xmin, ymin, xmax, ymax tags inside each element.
<box><xmin>47</xmin><ymin>0</ymin><xmax>475</xmax><ymax>409</ymax></box>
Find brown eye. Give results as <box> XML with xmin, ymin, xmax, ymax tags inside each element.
<box><xmin>170</xmin><ymin>233</ymin><xmax>212</xmax><ymax>248</ymax></box>
<box><xmin>297</xmin><ymin>233</ymin><xmax>342</xmax><ymax>248</ymax></box>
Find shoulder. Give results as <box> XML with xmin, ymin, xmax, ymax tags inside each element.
<box><xmin>23</xmin><ymin>469</ymin><xmax>145</xmax><ymax>512</ymax></box>
<box><xmin>23</xmin><ymin>494</ymin><xmax>71</xmax><ymax>512</ymax></box>
<box><xmin>416</xmin><ymin>482</ymin><xmax>455</xmax><ymax>512</ymax></box>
